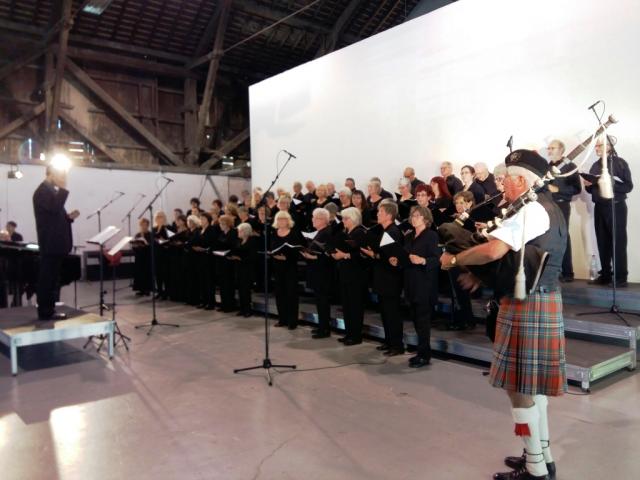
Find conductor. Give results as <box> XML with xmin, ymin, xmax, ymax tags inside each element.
<box><xmin>33</xmin><ymin>163</ymin><xmax>79</xmax><ymax>320</ymax></box>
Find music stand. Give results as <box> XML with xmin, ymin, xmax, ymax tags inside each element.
<box><xmin>134</xmin><ymin>177</ymin><xmax>179</xmax><ymax>335</ymax></box>
<box><xmin>96</xmin><ymin>236</ymin><xmax>132</xmax><ymax>352</ymax></box>
<box><xmin>233</xmin><ymin>150</ymin><xmax>297</xmax><ymax>386</ymax></box>
<box><xmin>84</xmin><ymin>226</ymin><xmax>120</xmax><ymax>349</ymax></box>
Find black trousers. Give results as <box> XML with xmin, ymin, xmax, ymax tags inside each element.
<box><xmin>314</xmin><ymin>292</ymin><xmax>331</xmax><ymax>332</ymax></box>
<box><xmin>218</xmin><ymin>259</ymin><xmax>236</xmax><ymax>310</ymax></box>
<box><xmin>379</xmin><ymin>294</ymin><xmax>403</xmax><ymax>349</ymax></box>
<box><xmin>340</xmin><ymin>276</ymin><xmax>366</xmax><ymax>341</ymax></box>
<box><xmin>155</xmin><ymin>248</ymin><xmax>168</xmax><ymax>296</ymax></box>
<box><xmin>274</xmin><ymin>268</ymin><xmax>298</xmax><ymax>328</ymax></box>
<box><xmin>37</xmin><ymin>255</ymin><xmax>63</xmax><ymax>318</ymax></box>
<box><xmin>237</xmin><ymin>266</ymin><xmax>253</xmax><ymax>314</ymax></box>
<box><xmin>409</xmin><ymin>302</ymin><xmax>432</xmax><ymax>359</ymax></box>
<box><xmin>450</xmin><ymin>268</ymin><xmax>473</xmax><ymax>326</ymax></box>
<box><xmin>557</xmin><ymin>201</ymin><xmax>574</xmax><ymax>277</ymax></box>
<box><xmin>199</xmin><ymin>256</ymin><xmax>216</xmax><ymax>307</ymax></box>
<box><xmin>595</xmin><ymin>201</ymin><xmax>628</xmax><ymax>280</ymax></box>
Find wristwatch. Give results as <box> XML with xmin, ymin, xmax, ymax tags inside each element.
<box><xmin>450</xmin><ymin>255</ymin><xmax>457</xmax><ymax>266</ymax></box>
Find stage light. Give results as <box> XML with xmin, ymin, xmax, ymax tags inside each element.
<box><xmin>39</xmin><ymin>152</ymin><xmax>46</xmax><ymax>161</ymax></box>
<box><xmin>50</xmin><ymin>153</ymin><xmax>72</xmax><ymax>173</ymax></box>
<box><xmin>8</xmin><ymin>165</ymin><xmax>23</xmax><ymax>179</ymax></box>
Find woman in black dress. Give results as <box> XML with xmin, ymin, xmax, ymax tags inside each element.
<box><xmin>132</xmin><ymin>218</ymin><xmax>152</xmax><ymax>296</ymax></box>
<box><xmin>194</xmin><ymin>212</ymin><xmax>218</xmax><ymax>310</ymax></box>
<box><xmin>460</xmin><ymin>165</ymin><xmax>485</xmax><ymax>205</ymax></box>
<box><xmin>396</xmin><ymin>177</ymin><xmax>416</xmax><ymax>222</ymax></box>
<box><xmin>331</xmin><ymin>207</ymin><xmax>369</xmax><ymax>345</ymax></box>
<box><xmin>231</xmin><ymin>222</ymin><xmax>259</xmax><ymax>317</ymax></box>
<box><xmin>184</xmin><ymin>214</ymin><xmax>202</xmax><ymax>306</ymax></box>
<box><xmin>429</xmin><ymin>176</ymin><xmax>454</xmax><ymax>227</ymax></box>
<box><xmin>153</xmin><ymin>210</ymin><xmax>170</xmax><ymax>300</ymax></box>
<box><xmin>351</xmin><ymin>189</ymin><xmax>373</xmax><ymax>228</ymax></box>
<box><xmin>396</xmin><ymin>206</ymin><xmax>440</xmax><ymax>368</ymax></box>
<box><xmin>271</xmin><ymin>211</ymin><xmax>302</xmax><ymax>329</ymax></box>
<box><xmin>167</xmin><ymin>214</ymin><xmax>189</xmax><ymax>302</ymax></box>
<box><xmin>216</xmin><ymin>215</ymin><xmax>238</xmax><ymax>312</ymax></box>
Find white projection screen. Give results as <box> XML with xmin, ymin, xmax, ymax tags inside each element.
<box><xmin>250</xmin><ymin>0</ymin><xmax>640</xmax><ymax>281</ymax></box>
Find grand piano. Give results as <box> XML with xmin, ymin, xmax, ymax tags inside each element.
<box><xmin>0</xmin><ymin>240</ymin><xmax>81</xmax><ymax>308</ymax></box>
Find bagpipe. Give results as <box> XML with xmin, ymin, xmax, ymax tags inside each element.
<box><xmin>438</xmin><ymin>114</ymin><xmax>617</xmax><ymax>299</ymax></box>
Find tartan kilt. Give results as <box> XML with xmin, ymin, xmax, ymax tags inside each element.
<box><xmin>489</xmin><ymin>291</ymin><xmax>567</xmax><ymax>396</ymax></box>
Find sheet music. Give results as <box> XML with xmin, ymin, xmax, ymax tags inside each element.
<box><xmin>166</xmin><ymin>229</ymin><xmax>175</xmax><ymax>238</ymax></box>
<box><xmin>380</xmin><ymin>231</ymin><xmax>395</xmax><ymax>247</ymax></box>
<box><xmin>87</xmin><ymin>226</ymin><xmax>121</xmax><ymax>245</ymax></box>
<box><xmin>213</xmin><ymin>250</ymin><xmax>231</xmax><ymax>257</ymax></box>
<box><xmin>292</xmin><ymin>198</ymin><xmax>302</xmax><ymax>206</ymax></box>
<box><xmin>302</xmin><ymin>231</ymin><xmax>318</xmax><ymax>240</ymax></box>
<box><xmin>108</xmin><ymin>236</ymin><xmax>133</xmax><ymax>256</ymax></box>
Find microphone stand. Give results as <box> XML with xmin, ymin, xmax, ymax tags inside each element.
<box><xmin>121</xmin><ymin>193</ymin><xmax>146</xmax><ymax>237</ymax></box>
<box><xmin>86</xmin><ymin>192</ymin><xmax>125</xmax><ymax>314</ymax></box>
<box><xmin>122</xmin><ymin>194</ymin><xmax>146</xmax><ymax>289</ymax></box>
<box><xmin>134</xmin><ymin>179</ymin><xmax>180</xmax><ymax>335</ymax></box>
<box><xmin>577</xmin><ymin>106</ymin><xmax>639</xmax><ymax>325</ymax></box>
<box><xmin>234</xmin><ymin>150</ymin><xmax>297</xmax><ymax>386</ymax></box>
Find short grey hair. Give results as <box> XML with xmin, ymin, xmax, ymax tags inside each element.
<box><xmin>339</xmin><ymin>188</ymin><xmax>352</xmax><ymax>197</ymax></box>
<box><xmin>493</xmin><ymin>163</ymin><xmax>507</xmax><ymax>177</ymax></box>
<box><xmin>368</xmin><ymin>179</ymin><xmax>382</xmax><ymax>193</ymax></box>
<box><xmin>474</xmin><ymin>162</ymin><xmax>489</xmax><ymax>173</ymax></box>
<box><xmin>340</xmin><ymin>207</ymin><xmax>362</xmax><ymax>226</ymax></box>
<box><xmin>312</xmin><ymin>208</ymin><xmax>330</xmax><ymax>222</ymax></box>
<box><xmin>237</xmin><ymin>222</ymin><xmax>253</xmax><ymax>239</ymax></box>
<box><xmin>398</xmin><ymin>177</ymin><xmax>411</xmax><ymax>188</ymax></box>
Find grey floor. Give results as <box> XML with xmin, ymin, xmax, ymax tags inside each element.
<box><xmin>0</xmin><ymin>281</ymin><xmax>639</xmax><ymax>480</ymax></box>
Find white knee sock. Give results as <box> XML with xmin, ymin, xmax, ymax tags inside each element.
<box><xmin>512</xmin><ymin>405</ymin><xmax>548</xmax><ymax>477</ymax></box>
<box><xmin>534</xmin><ymin>394</ymin><xmax>553</xmax><ymax>463</ymax></box>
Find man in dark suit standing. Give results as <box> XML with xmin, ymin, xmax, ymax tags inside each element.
<box><xmin>33</xmin><ymin>165</ymin><xmax>79</xmax><ymax>320</ymax></box>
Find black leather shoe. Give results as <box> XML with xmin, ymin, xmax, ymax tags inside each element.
<box><xmin>287</xmin><ymin>325</ymin><xmax>297</xmax><ymax>330</ymax></box>
<box><xmin>274</xmin><ymin>322</ymin><xmax>287</xmax><ymax>327</ymax></box>
<box><xmin>493</xmin><ymin>466</ymin><xmax>549</xmax><ymax>480</ymax></box>
<box><xmin>343</xmin><ymin>338</ymin><xmax>362</xmax><ymax>346</ymax></box>
<box><xmin>312</xmin><ymin>331</ymin><xmax>330</xmax><ymax>339</ymax></box>
<box><xmin>408</xmin><ymin>356</ymin><xmax>430</xmax><ymax>368</ymax></box>
<box><xmin>376</xmin><ymin>344</ymin><xmax>390</xmax><ymax>351</ymax></box>
<box><xmin>559</xmin><ymin>275</ymin><xmax>574</xmax><ymax>283</ymax></box>
<box><xmin>337</xmin><ymin>336</ymin><xmax>348</xmax><ymax>343</ymax></box>
<box><xmin>588</xmin><ymin>275</ymin><xmax>611</xmax><ymax>285</ymax></box>
<box><xmin>383</xmin><ymin>348</ymin><xmax>405</xmax><ymax>357</ymax></box>
<box><xmin>39</xmin><ymin>312</ymin><xmax>67</xmax><ymax>321</ymax></box>
<box><xmin>610</xmin><ymin>279</ymin><xmax>628</xmax><ymax>287</ymax></box>
<box><xmin>243</xmin><ymin>312</ymin><xmax>252</xmax><ymax>318</ymax></box>
<box><xmin>504</xmin><ymin>451</ymin><xmax>556</xmax><ymax>480</ymax></box>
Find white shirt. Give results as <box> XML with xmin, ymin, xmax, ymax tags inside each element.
<box><xmin>489</xmin><ymin>201</ymin><xmax>549</xmax><ymax>252</ymax></box>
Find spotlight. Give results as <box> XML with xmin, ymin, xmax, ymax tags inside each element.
<box><xmin>50</xmin><ymin>153</ymin><xmax>72</xmax><ymax>173</ymax></box>
<box><xmin>8</xmin><ymin>165</ymin><xmax>23</xmax><ymax>179</ymax></box>
<box><xmin>83</xmin><ymin>0</ymin><xmax>115</xmax><ymax>15</ymax></box>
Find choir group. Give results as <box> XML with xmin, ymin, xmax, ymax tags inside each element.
<box><xmin>131</xmin><ymin>162</ymin><xmax>508</xmax><ymax>368</ymax></box>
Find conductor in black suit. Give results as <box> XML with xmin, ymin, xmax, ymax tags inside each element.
<box><xmin>33</xmin><ymin>165</ymin><xmax>79</xmax><ymax>320</ymax></box>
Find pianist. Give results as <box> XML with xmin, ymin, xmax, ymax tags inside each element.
<box><xmin>32</xmin><ymin>166</ymin><xmax>80</xmax><ymax>320</ymax></box>
<box><xmin>6</xmin><ymin>221</ymin><xmax>23</xmax><ymax>242</ymax></box>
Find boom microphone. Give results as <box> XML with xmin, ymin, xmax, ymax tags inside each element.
<box><xmin>587</xmin><ymin>100</ymin><xmax>602</xmax><ymax>111</ymax></box>
<box><xmin>283</xmin><ymin>149</ymin><xmax>297</xmax><ymax>159</ymax></box>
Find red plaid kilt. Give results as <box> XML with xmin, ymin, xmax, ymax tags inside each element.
<box><xmin>489</xmin><ymin>291</ymin><xmax>567</xmax><ymax>396</ymax></box>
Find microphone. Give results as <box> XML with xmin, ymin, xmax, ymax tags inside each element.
<box><xmin>588</xmin><ymin>100</ymin><xmax>602</xmax><ymax>111</ymax></box>
<box><xmin>162</xmin><ymin>176</ymin><xmax>174</xmax><ymax>183</ymax></box>
<box><xmin>283</xmin><ymin>149</ymin><xmax>297</xmax><ymax>159</ymax></box>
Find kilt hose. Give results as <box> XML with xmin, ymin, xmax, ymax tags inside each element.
<box><xmin>489</xmin><ymin>291</ymin><xmax>567</xmax><ymax>396</ymax></box>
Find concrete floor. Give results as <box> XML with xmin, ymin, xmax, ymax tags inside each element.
<box><xmin>0</xmin><ymin>281</ymin><xmax>639</xmax><ymax>480</ymax></box>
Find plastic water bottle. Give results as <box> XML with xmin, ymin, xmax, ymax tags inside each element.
<box><xmin>589</xmin><ymin>255</ymin><xmax>598</xmax><ymax>281</ymax></box>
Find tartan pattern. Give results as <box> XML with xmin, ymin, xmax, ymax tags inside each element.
<box><xmin>489</xmin><ymin>291</ymin><xmax>567</xmax><ymax>396</ymax></box>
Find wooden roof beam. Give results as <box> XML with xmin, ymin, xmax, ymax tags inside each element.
<box><xmin>189</xmin><ymin>0</ymin><xmax>232</xmax><ymax>164</ymax></box>
<box><xmin>0</xmin><ymin>103</ymin><xmax>45</xmax><ymax>141</ymax></box>
<box><xmin>315</xmin><ymin>0</ymin><xmax>365</xmax><ymax>58</ymax></box>
<box><xmin>65</xmin><ymin>58</ymin><xmax>181</xmax><ymax>165</ymax></box>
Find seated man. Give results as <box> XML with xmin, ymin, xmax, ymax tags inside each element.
<box><xmin>6</xmin><ymin>221</ymin><xmax>23</xmax><ymax>242</ymax></box>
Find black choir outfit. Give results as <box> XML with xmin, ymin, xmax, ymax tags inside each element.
<box><xmin>445</xmin><ymin>175</ymin><xmax>463</xmax><ymax>195</ymax></box>
<box><xmin>166</xmin><ymin>229</ymin><xmax>190</xmax><ymax>302</ymax></box>
<box><xmin>549</xmin><ymin>157</ymin><xmax>581</xmax><ymax>280</ymax></box>
<box><xmin>396</xmin><ymin>195</ymin><xmax>417</xmax><ymax>222</ymax></box>
<box><xmin>304</xmin><ymin>226</ymin><xmax>335</xmax><ymax>336</ymax></box>
<box><xmin>271</xmin><ymin>229</ymin><xmax>303</xmax><ymax>329</ymax></box>
<box><xmin>333</xmin><ymin>225</ymin><xmax>370</xmax><ymax>344</ymax></box>
<box><xmin>403</xmin><ymin>228</ymin><xmax>440</xmax><ymax>364</ymax></box>
<box><xmin>475</xmin><ymin>173</ymin><xmax>499</xmax><ymax>198</ymax></box>
<box><xmin>233</xmin><ymin>235</ymin><xmax>259</xmax><ymax>316</ymax></box>
<box><xmin>430</xmin><ymin>197</ymin><xmax>454</xmax><ymax>227</ymax></box>
<box><xmin>585</xmin><ymin>153</ymin><xmax>633</xmax><ymax>284</ymax></box>
<box><xmin>464</xmin><ymin>182</ymin><xmax>485</xmax><ymax>205</ymax></box>
<box><xmin>217</xmin><ymin>228</ymin><xmax>238</xmax><ymax>311</ymax></box>
<box><xmin>132</xmin><ymin>232</ymin><xmax>152</xmax><ymax>295</ymax></box>
<box><xmin>371</xmin><ymin>223</ymin><xmax>404</xmax><ymax>354</ymax></box>
<box><xmin>153</xmin><ymin>225</ymin><xmax>170</xmax><ymax>299</ymax></box>
<box><xmin>197</xmin><ymin>224</ymin><xmax>219</xmax><ymax>309</ymax></box>
<box><xmin>32</xmin><ymin>180</ymin><xmax>74</xmax><ymax>319</ymax></box>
